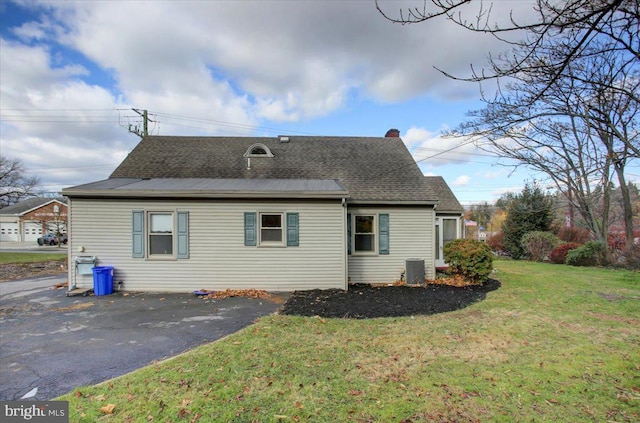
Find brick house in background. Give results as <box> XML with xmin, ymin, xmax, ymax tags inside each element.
<box><xmin>0</xmin><ymin>198</ymin><xmax>68</xmax><ymax>242</ymax></box>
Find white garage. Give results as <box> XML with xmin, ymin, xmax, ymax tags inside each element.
<box><xmin>23</xmin><ymin>222</ymin><xmax>43</xmax><ymax>242</ymax></box>
<box><xmin>0</xmin><ymin>221</ymin><xmax>20</xmax><ymax>242</ymax></box>
<box><xmin>0</xmin><ymin>197</ymin><xmax>68</xmax><ymax>243</ymax></box>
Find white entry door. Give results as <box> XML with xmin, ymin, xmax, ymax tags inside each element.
<box><xmin>435</xmin><ymin>217</ymin><xmax>459</xmax><ymax>268</ymax></box>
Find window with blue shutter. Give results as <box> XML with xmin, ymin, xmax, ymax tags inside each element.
<box><xmin>132</xmin><ymin>211</ymin><xmax>144</xmax><ymax>258</ymax></box>
<box><xmin>378</xmin><ymin>213</ymin><xmax>390</xmax><ymax>255</ymax></box>
<box><xmin>176</xmin><ymin>211</ymin><xmax>189</xmax><ymax>259</ymax></box>
<box><xmin>286</xmin><ymin>212</ymin><xmax>299</xmax><ymax>246</ymax></box>
<box><xmin>133</xmin><ymin>210</ymin><xmax>190</xmax><ymax>259</ymax></box>
<box><xmin>244</xmin><ymin>212</ymin><xmax>257</xmax><ymax>246</ymax></box>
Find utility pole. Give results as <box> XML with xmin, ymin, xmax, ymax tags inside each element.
<box><xmin>128</xmin><ymin>109</ymin><xmax>154</xmax><ymax>139</ymax></box>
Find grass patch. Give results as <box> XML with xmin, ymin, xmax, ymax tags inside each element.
<box><xmin>59</xmin><ymin>261</ymin><xmax>640</xmax><ymax>422</ymax></box>
<box><xmin>0</xmin><ymin>252</ymin><xmax>67</xmax><ymax>264</ymax></box>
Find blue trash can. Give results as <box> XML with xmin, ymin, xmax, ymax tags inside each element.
<box><xmin>92</xmin><ymin>266</ymin><xmax>114</xmax><ymax>296</ymax></box>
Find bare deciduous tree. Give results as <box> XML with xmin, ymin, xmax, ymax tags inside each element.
<box><xmin>377</xmin><ymin>0</ymin><xmax>639</xmax><ymax>249</ymax></box>
<box><xmin>0</xmin><ymin>156</ymin><xmax>40</xmax><ymax>208</ymax></box>
<box><xmin>452</xmin><ymin>36</ymin><xmax>638</xmax><ymax>249</ymax></box>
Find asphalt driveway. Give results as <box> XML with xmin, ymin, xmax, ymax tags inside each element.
<box><xmin>0</xmin><ymin>278</ymin><xmax>287</xmax><ymax>400</ymax></box>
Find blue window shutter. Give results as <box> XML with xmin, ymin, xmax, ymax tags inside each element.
<box><xmin>176</xmin><ymin>211</ymin><xmax>189</xmax><ymax>259</ymax></box>
<box><xmin>244</xmin><ymin>212</ymin><xmax>257</xmax><ymax>246</ymax></box>
<box><xmin>286</xmin><ymin>213</ymin><xmax>299</xmax><ymax>246</ymax></box>
<box><xmin>132</xmin><ymin>211</ymin><xmax>144</xmax><ymax>258</ymax></box>
<box><xmin>379</xmin><ymin>213</ymin><xmax>390</xmax><ymax>255</ymax></box>
<box><xmin>347</xmin><ymin>213</ymin><xmax>352</xmax><ymax>255</ymax></box>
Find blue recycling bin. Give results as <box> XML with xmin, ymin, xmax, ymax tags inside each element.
<box><xmin>92</xmin><ymin>266</ymin><xmax>114</xmax><ymax>296</ymax></box>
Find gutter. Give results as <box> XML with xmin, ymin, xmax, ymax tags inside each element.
<box><xmin>61</xmin><ymin>189</ymin><xmax>349</xmax><ymax>200</ymax></box>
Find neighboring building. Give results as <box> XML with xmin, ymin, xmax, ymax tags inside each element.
<box><xmin>62</xmin><ymin>132</ymin><xmax>463</xmax><ymax>292</ymax></box>
<box><xmin>427</xmin><ymin>176</ymin><xmax>465</xmax><ymax>269</ymax></box>
<box><xmin>0</xmin><ymin>198</ymin><xmax>68</xmax><ymax>242</ymax></box>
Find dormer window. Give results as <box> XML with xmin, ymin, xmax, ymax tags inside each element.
<box><xmin>244</xmin><ymin>143</ymin><xmax>274</xmax><ymax>158</ymax></box>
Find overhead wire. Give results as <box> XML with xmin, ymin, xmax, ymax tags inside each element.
<box><xmin>3</xmin><ymin>107</ymin><xmax>637</xmax><ymax>197</ymax></box>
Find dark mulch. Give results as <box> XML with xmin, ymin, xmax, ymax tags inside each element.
<box><xmin>280</xmin><ymin>280</ymin><xmax>501</xmax><ymax>319</ymax></box>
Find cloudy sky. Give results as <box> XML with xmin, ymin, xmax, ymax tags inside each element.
<box><xmin>1</xmin><ymin>0</ymin><xmax>549</xmax><ymax>205</ymax></box>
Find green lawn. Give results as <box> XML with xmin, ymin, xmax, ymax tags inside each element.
<box><xmin>0</xmin><ymin>252</ymin><xmax>67</xmax><ymax>264</ymax></box>
<box><xmin>60</xmin><ymin>261</ymin><xmax>639</xmax><ymax>422</ymax></box>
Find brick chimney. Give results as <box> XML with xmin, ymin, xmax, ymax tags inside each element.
<box><xmin>385</xmin><ymin>128</ymin><xmax>400</xmax><ymax>138</ymax></box>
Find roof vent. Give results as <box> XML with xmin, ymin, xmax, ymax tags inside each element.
<box><xmin>385</xmin><ymin>128</ymin><xmax>400</xmax><ymax>138</ymax></box>
<box><xmin>279</xmin><ymin>135</ymin><xmax>290</xmax><ymax>143</ymax></box>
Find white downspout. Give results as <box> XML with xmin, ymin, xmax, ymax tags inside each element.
<box><xmin>342</xmin><ymin>197</ymin><xmax>348</xmax><ymax>290</ymax></box>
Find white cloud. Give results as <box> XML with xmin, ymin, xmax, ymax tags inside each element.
<box><xmin>483</xmin><ymin>170</ymin><xmax>507</xmax><ymax>180</ymax></box>
<box><xmin>403</xmin><ymin>125</ymin><xmax>482</xmax><ymax>167</ymax></box>
<box><xmin>453</xmin><ymin>175</ymin><xmax>471</xmax><ymax>186</ymax></box>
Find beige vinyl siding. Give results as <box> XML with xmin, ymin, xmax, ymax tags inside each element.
<box><xmin>68</xmin><ymin>198</ymin><xmax>346</xmax><ymax>292</ymax></box>
<box><xmin>348</xmin><ymin>206</ymin><xmax>435</xmax><ymax>284</ymax></box>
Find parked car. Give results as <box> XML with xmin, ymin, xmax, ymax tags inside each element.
<box><xmin>37</xmin><ymin>233</ymin><xmax>67</xmax><ymax>246</ymax></box>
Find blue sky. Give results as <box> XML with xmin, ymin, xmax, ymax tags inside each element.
<box><xmin>0</xmin><ymin>0</ymin><xmax>593</xmax><ymax>205</ymax></box>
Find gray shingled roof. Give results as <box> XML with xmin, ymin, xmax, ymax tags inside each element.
<box><xmin>426</xmin><ymin>176</ymin><xmax>464</xmax><ymax>213</ymax></box>
<box><xmin>0</xmin><ymin>197</ymin><xmax>66</xmax><ymax>215</ymax></box>
<box><xmin>105</xmin><ymin>136</ymin><xmax>437</xmax><ymax>203</ymax></box>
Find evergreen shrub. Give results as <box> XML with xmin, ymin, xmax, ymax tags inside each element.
<box><xmin>444</xmin><ymin>238</ymin><xmax>494</xmax><ymax>283</ymax></box>
<box><xmin>565</xmin><ymin>241</ymin><xmax>607</xmax><ymax>267</ymax></box>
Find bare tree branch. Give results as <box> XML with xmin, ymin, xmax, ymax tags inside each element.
<box><xmin>0</xmin><ymin>156</ymin><xmax>41</xmax><ymax>208</ymax></box>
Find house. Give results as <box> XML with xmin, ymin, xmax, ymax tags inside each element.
<box><xmin>427</xmin><ymin>176</ymin><xmax>465</xmax><ymax>269</ymax></box>
<box><xmin>0</xmin><ymin>197</ymin><xmax>68</xmax><ymax>242</ymax></box>
<box><xmin>62</xmin><ymin>131</ymin><xmax>463</xmax><ymax>292</ymax></box>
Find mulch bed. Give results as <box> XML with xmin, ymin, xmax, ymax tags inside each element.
<box><xmin>0</xmin><ymin>260</ymin><xmax>67</xmax><ymax>283</ymax></box>
<box><xmin>280</xmin><ymin>280</ymin><xmax>501</xmax><ymax>319</ymax></box>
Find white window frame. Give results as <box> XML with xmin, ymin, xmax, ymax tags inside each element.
<box><xmin>147</xmin><ymin>211</ymin><xmax>175</xmax><ymax>258</ymax></box>
<box><xmin>259</xmin><ymin>212</ymin><xmax>285</xmax><ymax>246</ymax></box>
<box><xmin>435</xmin><ymin>216</ymin><xmax>462</xmax><ymax>267</ymax></box>
<box><xmin>352</xmin><ymin>214</ymin><xmax>377</xmax><ymax>255</ymax></box>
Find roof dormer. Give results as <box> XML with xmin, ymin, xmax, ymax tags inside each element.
<box><xmin>244</xmin><ymin>143</ymin><xmax>274</xmax><ymax>158</ymax></box>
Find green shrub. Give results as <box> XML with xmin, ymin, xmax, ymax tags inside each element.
<box><xmin>565</xmin><ymin>241</ymin><xmax>607</xmax><ymax>267</ymax></box>
<box><xmin>549</xmin><ymin>242</ymin><xmax>581</xmax><ymax>264</ymax></box>
<box><xmin>444</xmin><ymin>239</ymin><xmax>494</xmax><ymax>283</ymax></box>
<box><xmin>521</xmin><ymin>231</ymin><xmax>560</xmax><ymax>262</ymax></box>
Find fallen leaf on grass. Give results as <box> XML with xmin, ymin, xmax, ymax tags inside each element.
<box><xmin>99</xmin><ymin>404</ymin><xmax>116</xmax><ymax>414</ymax></box>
